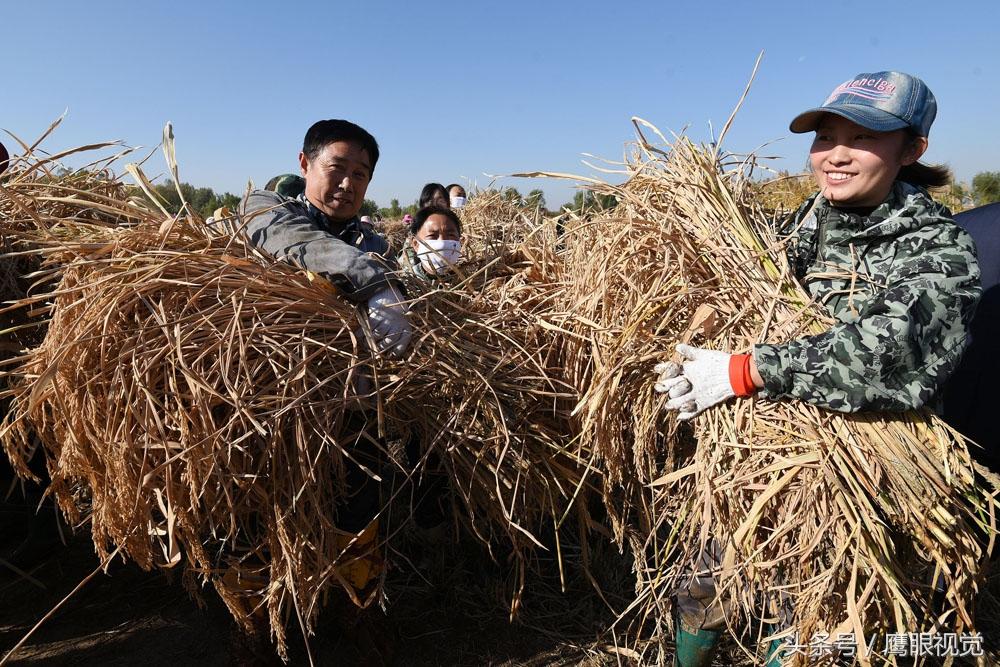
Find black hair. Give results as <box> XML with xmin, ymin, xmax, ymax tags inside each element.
<box><xmin>446</xmin><ymin>183</ymin><xmax>466</xmax><ymax>195</ymax></box>
<box><xmin>898</xmin><ymin>164</ymin><xmax>952</xmax><ymax>189</ymax></box>
<box><xmin>301</xmin><ymin>120</ymin><xmax>379</xmax><ymax>175</ymax></box>
<box><xmin>897</xmin><ymin>130</ymin><xmax>951</xmax><ymax>189</ymax></box>
<box><xmin>418</xmin><ymin>183</ymin><xmax>450</xmax><ymax>209</ymax></box>
<box><xmin>898</xmin><ymin>162</ymin><xmax>951</xmax><ymax>189</ymax></box>
<box><xmin>411</xmin><ymin>205</ymin><xmax>462</xmax><ymax>236</ymax></box>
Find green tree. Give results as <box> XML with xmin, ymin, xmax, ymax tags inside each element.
<box><xmin>972</xmin><ymin>171</ymin><xmax>1000</xmax><ymax>205</ymax></box>
<box><xmin>360</xmin><ymin>199</ymin><xmax>379</xmax><ymax>217</ymax></box>
<box><xmin>219</xmin><ymin>193</ymin><xmax>241</xmax><ymax>210</ymax></box>
<box><xmin>381</xmin><ymin>198</ymin><xmax>403</xmax><ymax>219</ymax></box>
<box><xmin>148</xmin><ymin>180</ymin><xmax>241</xmax><ymax>219</ymax></box>
<box><xmin>525</xmin><ymin>189</ymin><xmax>546</xmax><ymax>211</ymax></box>
<box><xmin>503</xmin><ymin>187</ymin><xmax>523</xmax><ymax>206</ymax></box>
<box><xmin>569</xmin><ymin>190</ymin><xmax>617</xmax><ymax>214</ymax></box>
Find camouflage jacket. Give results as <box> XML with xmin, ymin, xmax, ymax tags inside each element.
<box><xmin>242</xmin><ymin>190</ymin><xmax>395</xmax><ymax>302</ymax></box>
<box><xmin>397</xmin><ymin>246</ymin><xmax>462</xmax><ymax>284</ymax></box>
<box><xmin>753</xmin><ymin>181</ymin><xmax>981</xmax><ymax>412</ymax></box>
<box><xmin>398</xmin><ymin>246</ymin><xmax>433</xmax><ymax>281</ymax></box>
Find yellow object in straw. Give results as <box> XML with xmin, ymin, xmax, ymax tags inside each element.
<box><xmin>334</xmin><ymin>521</ymin><xmax>382</xmax><ymax>601</ymax></box>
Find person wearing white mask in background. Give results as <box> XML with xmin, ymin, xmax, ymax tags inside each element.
<box><xmin>399</xmin><ymin>205</ymin><xmax>462</xmax><ymax>280</ymax></box>
<box><xmin>447</xmin><ymin>183</ymin><xmax>467</xmax><ymax>208</ymax></box>
<box><xmin>397</xmin><ymin>204</ymin><xmax>463</xmax><ymax>550</ymax></box>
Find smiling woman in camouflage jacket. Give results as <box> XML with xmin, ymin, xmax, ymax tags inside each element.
<box><xmin>653</xmin><ymin>71</ymin><xmax>981</xmax><ymax>667</ymax></box>
<box><xmin>754</xmin><ymin>179</ymin><xmax>978</xmax><ymax>412</ymax></box>
<box><xmin>656</xmin><ymin>70</ymin><xmax>980</xmax><ymax>420</ymax></box>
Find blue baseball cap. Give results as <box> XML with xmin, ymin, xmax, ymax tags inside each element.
<box><xmin>790</xmin><ymin>71</ymin><xmax>937</xmax><ymax>137</ymax></box>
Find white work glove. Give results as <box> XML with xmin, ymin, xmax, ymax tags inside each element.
<box><xmin>364</xmin><ymin>285</ymin><xmax>412</xmax><ymax>359</ymax></box>
<box><xmin>653</xmin><ymin>344</ymin><xmax>734</xmax><ymax>421</ymax></box>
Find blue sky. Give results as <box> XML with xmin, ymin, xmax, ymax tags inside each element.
<box><xmin>4</xmin><ymin>1</ymin><xmax>999</xmax><ymax>208</ymax></box>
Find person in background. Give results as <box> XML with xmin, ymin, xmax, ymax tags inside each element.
<box><xmin>0</xmin><ymin>140</ymin><xmax>9</xmax><ymax>177</ymax></box>
<box><xmin>396</xmin><ymin>205</ymin><xmax>463</xmax><ymax>540</ymax></box>
<box><xmin>264</xmin><ymin>172</ymin><xmax>306</xmax><ymax>199</ymax></box>
<box><xmin>398</xmin><ymin>205</ymin><xmax>463</xmax><ymax>281</ymax></box>
<box><xmin>447</xmin><ymin>183</ymin><xmax>467</xmax><ymax>208</ymax></box>
<box><xmin>942</xmin><ymin>202</ymin><xmax>1000</xmax><ymax>470</ymax></box>
<box><xmin>418</xmin><ymin>182</ymin><xmax>450</xmax><ymax>209</ymax></box>
<box><xmin>208</xmin><ymin>173</ymin><xmax>305</xmax><ymax>226</ymax></box>
<box><xmin>653</xmin><ymin>71</ymin><xmax>980</xmax><ymax>667</ymax></box>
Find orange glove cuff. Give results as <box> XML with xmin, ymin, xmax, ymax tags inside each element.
<box><xmin>728</xmin><ymin>353</ymin><xmax>757</xmax><ymax>398</ymax></box>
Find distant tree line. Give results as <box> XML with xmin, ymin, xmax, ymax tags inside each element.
<box><xmin>142</xmin><ymin>180</ymin><xmax>242</xmax><ymax>219</ymax></box>
<box><xmin>970</xmin><ymin>172</ymin><xmax>1000</xmax><ymax>206</ymax></box>
<box><xmin>139</xmin><ymin>169</ymin><xmax>1000</xmax><ymax>220</ymax></box>
<box><xmin>375</xmin><ymin>187</ymin><xmax>564</xmax><ymax>219</ymax></box>
<box><xmin>136</xmin><ymin>181</ymin><xmax>623</xmax><ymax>221</ymax></box>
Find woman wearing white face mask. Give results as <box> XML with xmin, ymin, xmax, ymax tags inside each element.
<box><xmin>446</xmin><ymin>183</ymin><xmax>467</xmax><ymax>208</ymax></box>
<box><xmin>399</xmin><ymin>205</ymin><xmax>463</xmax><ymax>280</ymax></box>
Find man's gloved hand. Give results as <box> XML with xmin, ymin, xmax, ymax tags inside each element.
<box><xmin>364</xmin><ymin>285</ymin><xmax>412</xmax><ymax>359</ymax></box>
<box><xmin>654</xmin><ymin>344</ymin><xmax>755</xmax><ymax>421</ymax></box>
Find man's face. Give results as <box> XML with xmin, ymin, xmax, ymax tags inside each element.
<box><xmin>299</xmin><ymin>141</ymin><xmax>372</xmax><ymax>222</ymax></box>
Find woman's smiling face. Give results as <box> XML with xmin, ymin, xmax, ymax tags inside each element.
<box><xmin>809</xmin><ymin>114</ymin><xmax>925</xmax><ymax>207</ymax></box>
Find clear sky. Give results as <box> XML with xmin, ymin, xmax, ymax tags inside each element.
<box><xmin>4</xmin><ymin>0</ymin><xmax>999</xmax><ymax>208</ymax></box>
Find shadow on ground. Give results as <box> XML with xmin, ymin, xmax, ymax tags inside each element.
<box><xmin>0</xmin><ymin>487</ymin><xmax>637</xmax><ymax>666</ymax></box>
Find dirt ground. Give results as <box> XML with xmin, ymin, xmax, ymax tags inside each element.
<box><xmin>5</xmin><ymin>471</ymin><xmax>1000</xmax><ymax>667</ymax></box>
<box><xmin>0</xmin><ymin>481</ymin><xmax>642</xmax><ymax>667</ymax></box>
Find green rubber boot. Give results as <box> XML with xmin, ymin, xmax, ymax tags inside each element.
<box><xmin>674</xmin><ymin>625</ymin><xmax>721</xmax><ymax>667</ymax></box>
<box><xmin>764</xmin><ymin>636</ymin><xmax>787</xmax><ymax>667</ymax></box>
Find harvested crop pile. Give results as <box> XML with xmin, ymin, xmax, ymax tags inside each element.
<box><xmin>528</xmin><ymin>118</ymin><xmax>997</xmax><ymax>664</ymax></box>
<box><xmin>3</xmin><ymin>107</ymin><xmax>995</xmax><ymax>666</ymax></box>
<box><xmin>373</xmin><ymin>217</ymin><xmax>409</xmax><ymax>256</ymax></box>
<box><xmin>459</xmin><ymin>189</ymin><xmax>547</xmax><ymax>261</ymax></box>
<box><xmin>1</xmin><ymin>121</ymin><xmax>146</xmax><ymax>422</ymax></box>
<box><xmin>0</xmin><ymin>156</ymin><xmax>588</xmax><ymax>657</ymax></box>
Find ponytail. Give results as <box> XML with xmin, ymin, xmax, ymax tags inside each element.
<box><xmin>898</xmin><ymin>161</ymin><xmax>952</xmax><ymax>189</ymax></box>
<box><xmin>898</xmin><ymin>130</ymin><xmax>951</xmax><ymax>188</ymax></box>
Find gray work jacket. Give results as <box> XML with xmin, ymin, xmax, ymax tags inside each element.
<box><xmin>242</xmin><ymin>190</ymin><xmax>395</xmax><ymax>302</ymax></box>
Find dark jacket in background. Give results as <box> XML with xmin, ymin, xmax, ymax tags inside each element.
<box><xmin>942</xmin><ymin>203</ymin><xmax>1000</xmax><ymax>468</ymax></box>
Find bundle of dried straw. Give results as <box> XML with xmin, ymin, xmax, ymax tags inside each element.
<box><xmin>2</xmin><ymin>108</ymin><xmax>995</xmax><ymax>665</ymax></box>
<box><xmin>1</xmin><ymin>143</ymin><xmax>589</xmax><ymax>656</ymax></box>
<box><xmin>0</xmin><ymin>120</ymin><xmax>144</xmax><ymax>360</ymax></box>
<box><xmin>523</xmin><ymin>117</ymin><xmax>997</xmax><ymax>664</ymax></box>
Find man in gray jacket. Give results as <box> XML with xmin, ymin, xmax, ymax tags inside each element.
<box><xmin>240</xmin><ymin>123</ymin><xmax>407</xmax><ymax>624</ymax></box>
<box><xmin>242</xmin><ymin>119</ymin><xmax>411</xmax><ymax>358</ymax></box>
